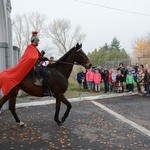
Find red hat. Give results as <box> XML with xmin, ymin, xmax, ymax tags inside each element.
<box><xmin>32</xmin><ymin>31</ymin><xmax>38</xmax><ymax>35</ymax></box>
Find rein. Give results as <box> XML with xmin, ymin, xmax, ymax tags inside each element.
<box><xmin>51</xmin><ymin>48</ymin><xmax>82</xmax><ymax>65</ymax></box>
<box><xmin>56</xmin><ymin>61</ymin><xmax>78</xmax><ymax>65</ymax></box>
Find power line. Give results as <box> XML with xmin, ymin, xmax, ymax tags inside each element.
<box><xmin>74</xmin><ymin>0</ymin><xmax>150</xmax><ymax>17</ymax></box>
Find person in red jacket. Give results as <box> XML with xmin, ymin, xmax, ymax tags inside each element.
<box><xmin>86</xmin><ymin>67</ymin><xmax>94</xmax><ymax>92</ymax></box>
<box><xmin>93</xmin><ymin>68</ymin><xmax>102</xmax><ymax>92</ymax></box>
<box><xmin>0</xmin><ymin>31</ymin><xmax>52</xmax><ymax>96</ymax></box>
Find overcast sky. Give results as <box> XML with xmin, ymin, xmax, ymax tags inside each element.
<box><xmin>11</xmin><ymin>0</ymin><xmax>150</xmax><ymax>56</ymax></box>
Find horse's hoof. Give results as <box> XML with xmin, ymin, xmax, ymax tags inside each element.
<box><xmin>19</xmin><ymin>121</ymin><xmax>26</xmax><ymax>127</ymax></box>
<box><xmin>61</xmin><ymin>117</ymin><xmax>66</xmax><ymax>123</ymax></box>
<box><xmin>57</xmin><ymin>122</ymin><xmax>63</xmax><ymax>126</ymax></box>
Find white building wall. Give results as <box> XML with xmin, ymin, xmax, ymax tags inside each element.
<box><xmin>13</xmin><ymin>46</ymin><xmax>20</xmax><ymax>65</ymax></box>
<box><xmin>0</xmin><ymin>0</ymin><xmax>7</xmax><ymax>71</ymax></box>
<box><xmin>0</xmin><ymin>0</ymin><xmax>12</xmax><ymax>110</ymax></box>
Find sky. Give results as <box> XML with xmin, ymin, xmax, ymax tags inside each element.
<box><xmin>11</xmin><ymin>0</ymin><xmax>150</xmax><ymax>57</ymax></box>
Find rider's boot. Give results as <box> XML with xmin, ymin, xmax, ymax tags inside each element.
<box><xmin>43</xmin><ymin>89</ymin><xmax>54</xmax><ymax>96</ymax></box>
<box><xmin>43</xmin><ymin>82</ymin><xmax>54</xmax><ymax>96</ymax></box>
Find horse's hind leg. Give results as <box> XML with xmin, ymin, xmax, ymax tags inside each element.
<box><xmin>8</xmin><ymin>89</ymin><xmax>25</xmax><ymax>126</ymax></box>
<box><xmin>0</xmin><ymin>95</ymin><xmax>9</xmax><ymax>111</ymax></box>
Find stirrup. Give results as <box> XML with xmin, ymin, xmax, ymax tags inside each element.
<box><xmin>49</xmin><ymin>91</ymin><xmax>54</xmax><ymax>96</ymax></box>
<box><xmin>43</xmin><ymin>91</ymin><xmax>54</xmax><ymax>96</ymax></box>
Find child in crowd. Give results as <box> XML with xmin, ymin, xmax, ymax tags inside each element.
<box><xmin>145</xmin><ymin>68</ymin><xmax>150</xmax><ymax>96</ymax></box>
<box><xmin>137</xmin><ymin>68</ymin><xmax>145</xmax><ymax>96</ymax></box>
<box><xmin>124</xmin><ymin>65</ymin><xmax>130</xmax><ymax>92</ymax></box>
<box><xmin>108</xmin><ymin>69</ymin><xmax>113</xmax><ymax>92</ymax></box>
<box><xmin>126</xmin><ymin>70</ymin><xmax>134</xmax><ymax>94</ymax></box>
<box><xmin>130</xmin><ymin>67</ymin><xmax>137</xmax><ymax>83</ymax></box>
<box><xmin>102</xmin><ymin>66</ymin><xmax>109</xmax><ymax>93</ymax></box>
<box><xmin>117</xmin><ymin>63</ymin><xmax>125</xmax><ymax>92</ymax></box>
<box><xmin>112</xmin><ymin>68</ymin><xmax>118</xmax><ymax>92</ymax></box>
<box><xmin>116</xmin><ymin>70</ymin><xmax>124</xmax><ymax>93</ymax></box>
<box><xmin>86</xmin><ymin>67</ymin><xmax>94</xmax><ymax>93</ymax></box>
<box><xmin>93</xmin><ymin>69</ymin><xmax>102</xmax><ymax>92</ymax></box>
<box><xmin>76</xmin><ymin>68</ymin><xmax>83</xmax><ymax>90</ymax></box>
<box><xmin>81</xmin><ymin>68</ymin><xmax>88</xmax><ymax>91</ymax></box>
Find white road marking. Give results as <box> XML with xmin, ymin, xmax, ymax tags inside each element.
<box><xmin>91</xmin><ymin>101</ymin><xmax>150</xmax><ymax>138</ymax></box>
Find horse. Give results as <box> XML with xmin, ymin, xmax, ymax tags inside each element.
<box><xmin>0</xmin><ymin>43</ymin><xmax>92</xmax><ymax>126</ymax></box>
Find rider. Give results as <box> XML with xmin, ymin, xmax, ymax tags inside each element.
<box><xmin>0</xmin><ymin>31</ymin><xmax>53</xmax><ymax>96</ymax></box>
<box><xmin>30</xmin><ymin>32</ymin><xmax>53</xmax><ymax>96</ymax></box>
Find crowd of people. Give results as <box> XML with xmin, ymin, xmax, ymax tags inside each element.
<box><xmin>76</xmin><ymin>63</ymin><xmax>150</xmax><ymax>96</ymax></box>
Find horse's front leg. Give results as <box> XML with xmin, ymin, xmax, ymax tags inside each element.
<box><xmin>60</xmin><ymin>94</ymin><xmax>72</xmax><ymax>123</ymax></box>
<box><xmin>54</xmin><ymin>97</ymin><xmax>62</xmax><ymax>126</ymax></box>
<box><xmin>54</xmin><ymin>93</ymin><xmax>72</xmax><ymax>125</ymax></box>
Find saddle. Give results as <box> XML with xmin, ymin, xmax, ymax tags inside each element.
<box><xmin>31</xmin><ymin>64</ymin><xmax>50</xmax><ymax>86</ymax></box>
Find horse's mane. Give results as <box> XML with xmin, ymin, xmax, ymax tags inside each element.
<box><xmin>57</xmin><ymin>46</ymin><xmax>75</xmax><ymax>62</ymax></box>
<box><xmin>46</xmin><ymin>46</ymin><xmax>75</xmax><ymax>68</ymax></box>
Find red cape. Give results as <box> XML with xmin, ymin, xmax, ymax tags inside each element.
<box><xmin>0</xmin><ymin>44</ymin><xmax>41</xmax><ymax>95</ymax></box>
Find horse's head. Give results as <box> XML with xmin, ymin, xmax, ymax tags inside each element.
<box><xmin>75</xmin><ymin>43</ymin><xmax>92</xmax><ymax>69</ymax></box>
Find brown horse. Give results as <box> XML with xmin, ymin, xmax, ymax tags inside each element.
<box><xmin>0</xmin><ymin>43</ymin><xmax>92</xmax><ymax>126</ymax></box>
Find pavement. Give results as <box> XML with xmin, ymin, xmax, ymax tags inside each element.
<box><xmin>0</xmin><ymin>92</ymin><xmax>150</xmax><ymax>150</ymax></box>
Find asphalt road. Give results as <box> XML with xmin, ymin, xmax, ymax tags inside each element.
<box><xmin>0</xmin><ymin>95</ymin><xmax>150</xmax><ymax>150</ymax></box>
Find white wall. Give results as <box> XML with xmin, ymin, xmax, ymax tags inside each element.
<box><xmin>0</xmin><ymin>0</ymin><xmax>12</xmax><ymax>110</ymax></box>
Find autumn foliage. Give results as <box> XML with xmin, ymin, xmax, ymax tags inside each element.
<box><xmin>133</xmin><ymin>39</ymin><xmax>150</xmax><ymax>64</ymax></box>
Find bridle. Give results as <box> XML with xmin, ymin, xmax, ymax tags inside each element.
<box><xmin>77</xmin><ymin>48</ymin><xmax>82</xmax><ymax>52</ymax></box>
<box><xmin>55</xmin><ymin>48</ymin><xmax>83</xmax><ymax>65</ymax></box>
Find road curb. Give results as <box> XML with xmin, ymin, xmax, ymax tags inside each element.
<box><xmin>16</xmin><ymin>93</ymin><xmax>135</xmax><ymax>108</ymax></box>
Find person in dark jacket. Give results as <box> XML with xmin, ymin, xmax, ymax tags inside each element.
<box><xmin>145</xmin><ymin>68</ymin><xmax>150</xmax><ymax>96</ymax></box>
<box><xmin>117</xmin><ymin>63</ymin><xmax>125</xmax><ymax>92</ymax></box>
<box><xmin>116</xmin><ymin>70</ymin><xmax>124</xmax><ymax>93</ymax></box>
<box><xmin>76</xmin><ymin>68</ymin><xmax>83</xmax><ymax>90</ymax></box>
<box><xmin>81</xmin><ymin>68</ymin><xmax>88</xmax><ymax>90</ymax></box>
<box><xmin>102</xmin><ymin>66</ymin><xmax>109</xmax><ymax>93</ymax></box>
<box><xmin>134</xmin><ymin>63</ymin><xmax>139</xmax><ymax>73</ymax></box>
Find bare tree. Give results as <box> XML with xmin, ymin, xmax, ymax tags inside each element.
<box><xmin>42</xmin><ymin>43</ymin><xmax>55</xmax><ymax>59</ymax></box>
<box><xmin>12</xmin><ymin>14</ymin><xmax>24</xmax><ymax>53</ymax></box>
<box><xmin>45</xmin><ymin>18</ymin><xmax>86</xmax><ymax>55</ymax></box>
<box><xmin>12</xmin><ymin>12</ymin><xmax>47</xmax><ymax>55</ymax></box>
